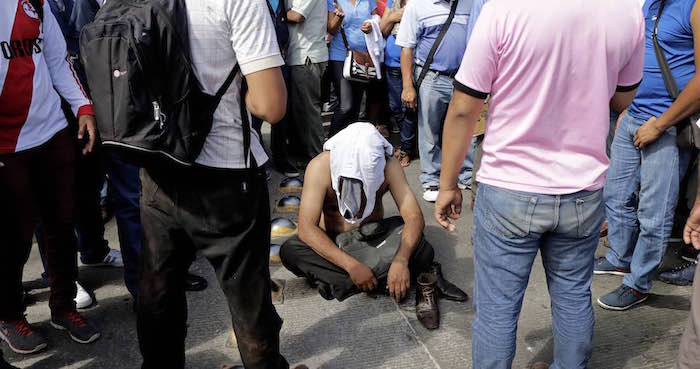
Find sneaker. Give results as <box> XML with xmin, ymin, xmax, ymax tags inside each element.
<box><xmin>84</xmin><ymin>248</ymin><xmax>123</xmax><ymax>268</ymax></box>
<box><xmin>659</xmin><ymin>263</ymin><xmax>696</xmax><ymax>286</ymax></box>
<box><xmin>680</xmin><ymin>243</ymin><xmax>700</xmax><ymax>263</ymax></box>
<box><xmin>277</xmin><ymin>162</ymin><xmax>300</xmax><ymax>178</ymax></box>
<box><xmin>51</xmin><ymin>311</ymin><xmax>100</xmax><ymax>344</ymax></box>
<box><xmin>0</xmin><ymin>318</ymin><xmax>47</xmax><ymax>354</ymax></box>
<box><xmin>75</xmin><ymin>282</ymin><xmax>93</xmax><ymax>309</ymax></box>
<box><xmin>597</xmin><ymin>285</ymin><xmax>648</xmax><ymax>311</ymax></box>
<box><xmin>458</xmin><ymin>182</ymin><xmax>471</xmax><ymax>191</ymax></box>
<box><xmin>593</xmin><ymin>257</ymin><xmax>630</xmax><ymax>276</ymax></box>
<box><xmin>422</xmin><ymin>187</ymin><xmax>439</xmax><ymax>202</ymax></box>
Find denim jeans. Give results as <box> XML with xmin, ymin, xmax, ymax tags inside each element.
<box><xmin>414</xmin><ymin>66</ymin><xmax>474</xmax><ymax>188</ymax></box>
<box><xmin>472</xmin><ymin>184</ymin><xmax>603</xmax><ymax>369</ymax></box>
<box><xmin>604</xmin><ymin>113</ymin><xmax>680</xmax><ymax>293</ymax></box>
<box><xmin>386</xmin><ymin>66</ymin><xmax>417</xmax><ymax>153</ymax></box>
<box><xmin>104</xmin><ymin>153</ymin><xmax>142</xmax><ymax>298</ymax></box>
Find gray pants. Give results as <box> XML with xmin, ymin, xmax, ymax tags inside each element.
<box><xmin>677</xmin><ymin>262</ymin><xmax>700</xmax><ymax>368</ymax></box>
<box><xmin>288</xmin><ymin>60</ymin><xmax>327</xmax><ymax>161</ymax></box>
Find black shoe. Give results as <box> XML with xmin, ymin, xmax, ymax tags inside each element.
<box><xmin>429</xmin><ymin>262</ymin><xmax>469</xmax><ymax>302</ymax></box>
<box><xmin>0</xmin><ymin>318</ymin><xmax>47</xmax><ymax>354</ymax></box>
<box><xmin>276</xmin><ymin>162</ymin><xmax>300</xmax><ymax>178</ymax></box>
<box><xmin>185</xmin><ymin>273</ymin><xmax>208</xmax><ymax>292</ymax></box>
<box><xmin>51</xmin><ymin>311</ymin><xmax>100</xmax><ymax>344</ymax></box>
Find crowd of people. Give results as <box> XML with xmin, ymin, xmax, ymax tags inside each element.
<box><xmin>2</xmin><ymin>0</ymin><xmax>700</xmax><ymax>368</ymax></box>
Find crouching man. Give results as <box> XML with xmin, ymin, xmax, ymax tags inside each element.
<box><xmin>280</xmin><ymin>123</ymin><xmax>466</xmax><ymax>329</ymax></box>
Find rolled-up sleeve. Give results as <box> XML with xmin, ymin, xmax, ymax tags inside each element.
<box><xmin>394</xmin><ymin>1</ymin><xmax>419</xmax><ymax>48</ymax></box>
<box><xmin>227</xmin><ymin>0</ymin><xmax>284</xmax><ymax>75</ymax></box>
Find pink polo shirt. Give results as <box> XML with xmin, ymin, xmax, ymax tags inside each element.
<box><xmin>454</xmin><ymin>0</ymin><xmax>645</xmax><ymax>195</ymax></box>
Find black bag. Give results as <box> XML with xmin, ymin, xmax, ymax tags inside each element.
<box><xmin>652</xmin><ymin>0</ymin><xmax>700</xmax><ymax>150</ymax></box>
<box><xmin>80</xmin><ymin>0</ymin><xmax>243</xmax><ymax>166</ymax></box>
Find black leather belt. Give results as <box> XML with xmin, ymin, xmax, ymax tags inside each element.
<box><xmin>416</xmin><ymin>64</ymin><xmax>456</xmax><ymax>78</ymax></box>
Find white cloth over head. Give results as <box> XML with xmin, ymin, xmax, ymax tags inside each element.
<box><xmin>323</xmin><ymin>122</ymin><xmax>394</xmax><ymax>224</ymax></box>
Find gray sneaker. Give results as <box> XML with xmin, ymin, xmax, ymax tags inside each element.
<box><xmin>593</xmin><ymin>257</ymin><xmax>630</xmax><ymax>276</ymax></box>
<box><xmin>51</xmin><ymin>311</ymin><xmax>100</xmax><ymax>344</ymax></box>
<box><xmin>0</xmin><ymin>318</ymin><xmax>47</xmax><ymax>354</ymax></box>
<box><xmin>597</xmin><ymin>285</ymin><xmax>648</xmax><ymax>311</ymax></box>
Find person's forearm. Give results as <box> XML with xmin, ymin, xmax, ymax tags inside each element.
<box><xmin>400</xmin><ymin>48</ymin><xmax>414</xmax><ymax>89</ymax></box>
<box><xmin>328</xmin><ymin>13</ymin><xmax>343</xmax><ymax>35</ymax></box>
<box><xmin>286</xmin><ymin>10</ymin><xmax>305</xmax><ymax>23</ymax></box>
<box><xmin>299</xmin><ymin>225</ymin><xmax>360</xmax><ymax>271</ymax></box>
<box><xmin>393</xmin><ymin>213</ymin><xmax>424</xmax><ymax>263</ymax></box>
<box><xmin>379</xmin><ymin>12</ymin><xmax>396</xmax><ymax>37</ymax></box>
<box><xmin>655</xmin><ymin>76</ymin><xmax>700</xmax><ymax>130</ymax></box>
<box><xmin>439</xmin><ymin>94</ymin><xmax>482</xmax><ymax>190</ymax></box>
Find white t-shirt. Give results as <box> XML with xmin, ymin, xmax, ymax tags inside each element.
<box><xmin>186</xmin><ymin>0</ymin><xmax>284</xmax><ymax>169</ymax></box>
<box><xmin>286</xmin><ymin>0</ymin><xmax>329</xmax><ymax>66</ymax></box>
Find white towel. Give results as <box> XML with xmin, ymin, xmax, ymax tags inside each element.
<box><xmin>364</xmin><ymin>15</ymin><xmax>385</xmax><ymax>80</ymax></box>
<box><xmin>323</xmin><ymin>122</ymin><xmax>394</xmax><ymax>224</ymax></box>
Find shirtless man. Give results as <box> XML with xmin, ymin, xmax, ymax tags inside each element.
<box><xmin>280</xmin><ymin>123</ymin><xmax>466</xmax><ymax>304</ymax></box>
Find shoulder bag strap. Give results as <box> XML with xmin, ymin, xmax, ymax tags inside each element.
<box><xmin>652</xmin><ymin>0</ymin><xmax>680</xmax><ymax>99</ymax></box>
<box><xmin>340</xmin><ymin>26</ymin><xmax>351</xmax><ymax>52</ymax></box>
<box><xmin>415</xmin><ymin>0</ymin><xmax>458</xmax><ymax>90</ymax></box>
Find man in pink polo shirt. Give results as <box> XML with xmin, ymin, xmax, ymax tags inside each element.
<box><xmin>434</xmin><ymin>1</ymin><xmax>645</xmax><ymax>368</ymax></box>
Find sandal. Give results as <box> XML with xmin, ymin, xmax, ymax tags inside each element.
<box><xmin>398</xmin><ymin>150</ymin><xmax>410</xmax><ymax>167</ymax></box>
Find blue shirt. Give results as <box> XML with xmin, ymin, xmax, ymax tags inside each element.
<box><xmin>394</xmin><ymin>0</ymin><xmax>472</xmax><ymax>73</ymax></box>
<box><xmin>384</xmin><ymin>0</ymin><xmax>401</xmax><ymax>68</ymax></box>
<box><xmin>628</xmin><ymin>0</ymin><xmax>696</xmax><ymax>121</ymax></box>
<box><xmin>328</xmin><ymin>0</ymin><xmax>378</xmax><ymax>61</ymax></box>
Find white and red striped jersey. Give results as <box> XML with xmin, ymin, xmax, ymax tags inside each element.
<box><xmin>0</xmin><ymin>0</ymin><xmax>93</xmax><ymax>154</ymax></box>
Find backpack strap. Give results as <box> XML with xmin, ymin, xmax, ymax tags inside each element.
<box><xmin>414</xmin><ymin>0</ymin><xmax>458</xmax><ymax>90</ymax></box>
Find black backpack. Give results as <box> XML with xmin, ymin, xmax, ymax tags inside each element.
<box><xmin>80</xmin><ymin>0</ymin><xmax>243</xmax><ymax>166</ymax></box>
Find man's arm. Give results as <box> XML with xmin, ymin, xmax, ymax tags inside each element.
<box><xmin>386</xmin><ymin>156</ymin><xmax>424</xmax><ymax>301</ymax></box>
<box><xmin>400</xmin><ymin>48</ymin><xmax>417</xmax><ymax>109</ymax></box>
<box><xmin>611</xmin><ymin>90</ymin><xmax>637</xmax><ymax>114</ymax></box>
<box><xmin>287</xmin><ymin>10</ymin><xmax>305</xmax><ymax>23</ymax></box>
<box><xmin>379</xmin><ymin>5</ymin><xmax>403</xmax><ymax>37</ymax></box>
<box><xmin>297</xmin><ymin>155</ymin><xmax>377</xmax><ymax>291</ymax></box>
<box><xmin>245</xmin><ymin>68</ymin><xmax>287</xmax><ymax>124</ymax></box>
<box><xmin>434</xmin><ymin>90</ymin><xmax>484</xmax><ymax>231</ymax></box>
<box><xmin>328</xmin><ymin>1</ymin><xmax>344</xmax><ymax>35</ymax></box>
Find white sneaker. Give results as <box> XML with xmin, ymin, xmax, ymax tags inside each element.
<box><xmin>458</xmin><ymin>182</ymin><xmax>471</xmax><ymax>191</ymax></box>
<box><xmin>100</xmin><ymin>249</ymin><xmax>123</xmax><ymax>268</ymax></box>
<box><xmin>422</xmin><ymin>187</ymin><xmax>439</xmax><ymax>202</ymax></box>
<box><xmin>74</xmin><ymin>282</ymin><xmax>93</xmax><ymax>309</ymax></box>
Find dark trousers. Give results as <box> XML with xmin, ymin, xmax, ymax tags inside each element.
<box><xmin>280</xmin><ymin>217</ymin><xmax>435</xmax><ymax>301</ymax></box>
<box><xmin>288</xmin><ymin>60</ymin><xmax>328</xmax><ymax>162</ymax></box>
<box><xmin>386</xmin><ymin>66</ymin><xmax>417</xmax><ymax>153</ymax></box>
<box><xmin>137</xmin><ymin>165</ymin><xmax>288</xmax><ymax>369</ymax></box>
<box><xmin>0</xmin><ymin>129</ymin><xmax>78</xmax><ymax>319</ymax></box>
<box><xmin>252</xmin><ymin>65</ymin><xmax>293</xmax><ymax>168</ymax></box>
<box><xmin>329</xmin><ymin>61</ymin><xmax>383</xmax><ymax>137</ymax></box>
<box><xmin>104</xmin><ymin>153</ymin><xmax>142</xmax><ymax>297</ymax></box>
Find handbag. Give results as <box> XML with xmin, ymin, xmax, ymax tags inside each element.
<box><xmin>652</xmin><ymin>0</ymin><xmax>700</xmax><ymax>149</ymax></box>
<box><xmin>341</xmin><ymin>27</ymin><xmax>378</xmax><ymax>83</ymax></box>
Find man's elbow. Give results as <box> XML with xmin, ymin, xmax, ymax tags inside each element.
<box><xmin>249</xmin><ymin>91</ymin><xmax>287</xmax><ymax>123</ymax></box>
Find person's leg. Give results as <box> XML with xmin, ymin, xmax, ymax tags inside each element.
<box><xmin>542</xmin><ymin>190</ymin><xmax>603</xmax><ymax>369</ymax></box>
<box><xmin>105</xmin><ymin>153</ymin><xmax>142</xmax><ymax>298</ymax></box>
<box><xmin>329</xmin><ymin>61</ymin><xmax>359</xmax><ymax>137</ymax></box>
<box><xmin>676</xmin><ymin>262</ymin><xmax>700</xmax><ymax>369</ymax></box>
<box><xmin>280</xmin><ymin>236</ymin><xmax>360</xmax><ymax>301</ymax></box>
<box><xmin>0</xmin><ymin>150</ymin><xmax>36</xmax><ymax>321</ymax></box>
<box><xmin>458</xmin><ymin>137</ymin><xmax>477</xmax><ymax>188</ymax></box>
<box><xmin>415</xmin><ymin>68</ymin><xmax>446</xmax><ymax>189</ymax></box>
<box><xmin>386</xmin><ymin>67</ymin><xmax>415</xmax><ymax>156</ymax></box>
<box><xmin>137</xmin><ymin>167</ymin><xmax>195</xmax><ymax>369</ymax></box>
<box><xmin>288</xmin><ymin>62</ymin><xmax>326</xmax><ymax>161</ymax></box>
<box><xmin>271</xmin><ymin>65</ymin><xmax>295</xmax><ymax>170</ymax></box>
<box><xmin>182</xmin><ymin>168</ymin><xmax>288</xmax><ymax>369</ymax></box>
<box><xmin>471</xmin><ymin>184</ymin><xmax>548</xmax><ymax>368</ymax></box>
<box><xmin>624</xmin><ymin>124</ymin><xmax>680</xmax><ymax>293</ymax></box>
<box><xmin>603</xmin><ymin>113</ymin><xmax>642</xmax><ymax>270</ymax></box>
<box><xmin>73</xmin><ymin>144</ymin><xmax>110</xmax><ymax>264</ymax></box>
<box><xmin>33</xmin><ymin>129</ymin><xmax>79</xmax><ymax>316</ymax></box>
<box><xmin>408</xmin><ymin>238</ymin><xmax>435</xmax><ymax>276</ymax></box>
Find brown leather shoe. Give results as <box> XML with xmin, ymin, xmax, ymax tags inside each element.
<box><xmin>416</xmin><ymin>273</ymin><xmax>440</xmax><ymax>330</ymax></box>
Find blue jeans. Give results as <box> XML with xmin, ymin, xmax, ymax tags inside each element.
<box><xmin>386</xmin><ymin>66</ymin><xmax>417</xmax><ymax>153</ymax></box>
<box><xmin>414</xmin><ymin>66</ymin><xmax>474</xmax><ymax>188</ymax></box>
<box><xmin>604</xmin><ymin>113</ymin><xmax>679</xmax><ymax>293</ymax></box>
<box><xmin>104</xmin><ymin>154</ymin><xmax>142</xmax><ymax>298</ymax></box>
<box><xmin>473</xmin><ymin>184</ymin><xmax>603</xmax><ymax>369</ymax></box>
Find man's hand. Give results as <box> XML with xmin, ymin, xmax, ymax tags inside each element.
<box><xmin>333</xmin><ymin>1</ymin><xmax>345</xmax><ymax>18</ymax></box>
<box><xmin>685</xmin><ymin>204</ymin><xmax>700</xmax><ymax>250</ymax></box>
<box><xmin>361</xmin><ymin>21</ymin><xmax>372</xmax><ymax>34</ymax></box>
<box><xmin>387</xmin><ymin>258</ymin><xmax>410</xmax><ymax>301</ymax></box>
<box><xmin>402</xmin><ymin>85</ymin><xmax>417</xmax><ymax>110</ymax></box>
<box><xmin>434</xmin><ymin>188</ymin><xmax>462</xmax><ymax>232</ymax></box>
<box><xmin>78</xmin><ymin>115</ymin><xmax>96</xmax><ymax>155</ymax></box>
<box><xmin>348</xmin><ymin>261</ymin><xmax>377</xmax><ymax>291</ymax></box>
<box><xmin>634</xmin><ymin>116</ymin><xmax>664</xmax><ymax>149</ymax></box>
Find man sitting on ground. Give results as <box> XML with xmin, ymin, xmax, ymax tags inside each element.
<box><xmin>280</xmin><ymin>123</ymin><xmax>467</xmax><ymax>314</ymax></box>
